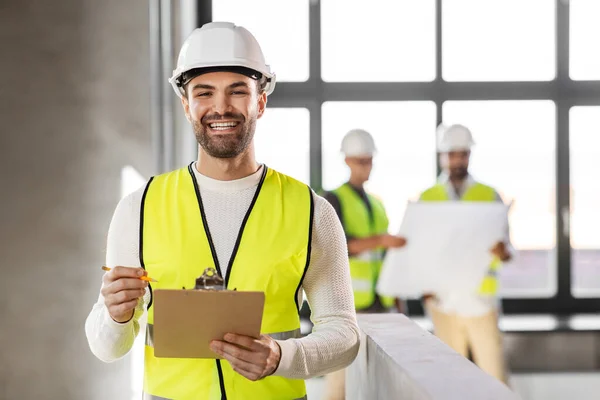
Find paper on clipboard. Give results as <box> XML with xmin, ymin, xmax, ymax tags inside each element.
<box><xmin>152</xmin><ymin>289</ymin><xmax>265</xmax><ymax>359</ymax></box>
<box><xmin>376</xmin><ymin>201</ymin><xmax>509</xmax><ymax>298</ymax></box>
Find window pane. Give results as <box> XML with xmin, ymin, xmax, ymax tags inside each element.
<box><xmin>443</xmin><ymin>101</ymin><xmax>557</xmax><ymax>297</ymax></box>
<box><xmin>443</xmin><ymin>0</ymin><xmax>555</xmax><ymax>82</ymax></box>
<box><xmin>570</xmin><ymin>107</ymin><xmax>600</xmax><ymax>297</ymax></box>
<box><xmin>321</xmin><ymin>0</ymin><xmax>436</xmax><ymax>82</ymax></box>
<box><xmin>212</xmin><ymin>0</ymin><xmax>309</xmax><ymax>82</ymax></box>
<box><xmin>255</xmin><ymin>108</ymin><xmax>310</xmax><ymax>185</ymax></box>
<box><xmin>322</xmin><ymin>102</ymin><xmax>437</xmax><ymax>233</ymax></box>
<box><xmin>570</xmin><ymin>0</ymin><xmax>600</xmax><ymax>80</ymax></box>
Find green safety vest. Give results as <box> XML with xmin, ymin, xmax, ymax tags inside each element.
<box><xmin>140</xmin><ymin>164</ymin><xmax>311</xmax><ymax>400</ymax></box>
<box><xmin>419</xmin><ymin>182</ymin><xmax>502</xmax><ymax>296</ymax></box>
<box><xmin>332</xmin><ymin>183</ymin><xmax>395</xmax><ymax>310</ymax></box>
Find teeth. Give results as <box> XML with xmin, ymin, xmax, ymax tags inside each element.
<box><xmin>209</xmin><ymin>122</ymin><xmax>238</xmax><ymax>129</ymax></box>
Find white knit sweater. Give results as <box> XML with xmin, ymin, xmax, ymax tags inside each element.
<box><xmin>84</xmin><ymin>164</ymin><xmax>360</xmax><ymax>379</ymax></box>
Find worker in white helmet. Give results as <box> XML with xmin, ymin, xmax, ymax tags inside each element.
<box><xmin>417</xmin><ymin>123</ymin><xmax>514</xmax><ymax>385</ymax></box>
<box><xmin>325</xmin><ymin>129</ymin><xmax>407</xmax><ymax>312</ymax></box>
<box><xmin>322</xmin><ymin>128</ymin><xmax>406</xmax><ymax>400</ymax></box>
<box><xmin>85</xmin><ymin>22</ymin><xmax>359</xmax><ymax>399</ymax></box>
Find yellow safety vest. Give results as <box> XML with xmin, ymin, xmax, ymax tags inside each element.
<box><xmin>140</xmin><ymin>164</ymin><xmax>311</xmax><ymax>400</ymax></box>
<box><xmin>332</xmin><ymin>184</ymin><xmax>395</xmax><ymax>310</ymax></box>
<box><xmin>419</xmin><ymin>182</ymin><xmax>502</xmax><ymax>296</ymax></box>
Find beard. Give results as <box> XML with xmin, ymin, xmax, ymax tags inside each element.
<box><xmin>449</xmin><ymin>166</ymin><xmax>468</xmax><ymax>180</ymax></box>
<box><xmin>192</xmin><ymin>111</ymin><xmax>256</xmax><ymax>159</ymax></box>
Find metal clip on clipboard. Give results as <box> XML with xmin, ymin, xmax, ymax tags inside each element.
<box><xmin>193</xmin><ymin>267</ymin><xmax>226</xmax><ymax>291</ymax></box>
<box><xmin>154</xmin><ymin>267</ymin><xmax>264</xmax><ymax>358</ymax></box>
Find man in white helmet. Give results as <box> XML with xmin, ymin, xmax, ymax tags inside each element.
<box><xmin>322</xmin><ymin>128</ymin><xmax>406</xmax><ymax>400</ymax></box>
<box><xmin>85</xmin><ymin>22</ymin><xmax>359</xmax><ymax>400</ymax></box>
<box><xmin>417</xmin><ymin>123</ymin><xmax>513</xmax><ymax>385</ymax></box>
<box><xmin>325</xmin><ymin>129</ymin><xmax>407</xmax><ymax>312</ymax></box>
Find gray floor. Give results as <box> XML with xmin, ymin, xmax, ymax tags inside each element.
<box><xmin>306</xmin><ymin>372</ymin><xmax>600</xmax><ymax>400</ymax></box>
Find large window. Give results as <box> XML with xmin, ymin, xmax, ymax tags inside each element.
<box><xmin>321</xmin><ymin>0</ymin><xmax>436</xmax><ymax>82</ymax></box>
<box><xmin>255</xmin><ymin>108</ymin><xmax>310</xmax><ymax>185</ymax></box>
<box><xmin>212</xmin><ymin>0</ymin><xmax>309</xmax><ymax>81</ymax></box>
<box><xmin>199</xmin><ymin>0</ymin><xmax>600</xmax><ymax>315</ymax></box>
<box><xmin>322</xmin><ymin>102</ymin><xmax>437</xmax><ymax>233</ymax></box>
<box><xmin>442</xmin><ymin>0</ymin><xmax>555</xmax><ymax>81</ymax></box>
<box><xmin>570</xmin><ymin>106</ymin><xmax>600</xmax><ymax>298</ymax></box>
<box><xmin>570</xmin><ymin>0</ymin><xmax>600</xmax><ymax>81</ymax></box>
<box><xmin>443</xmin><ymin>101</ymin><xmax>557</xmax><ymax>297</ymax></box>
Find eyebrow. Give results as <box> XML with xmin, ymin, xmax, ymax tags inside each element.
<box><xmin>190</xmin><ymin>81</ymin><xmax>250</xmax><ymax>92</ymax></box>
<box><xmin>229</xmin><ymin>81</ymin><xmax>250</xmax><ymax>90</ymax></box>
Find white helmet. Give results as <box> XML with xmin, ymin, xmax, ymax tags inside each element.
<box><xmin>436</xmin><ymin>123</ymin><xmax>475</xmax><ymax>152</ymax></box>
<box><xmin>169</xmin><ymin>22</ymin><xmax>276</xmax><ymax>98</ymax></box>
<box><xmin>341</xmin><ymin>129</ymin><xmax>377</xmax><ymax>157</ymax></box>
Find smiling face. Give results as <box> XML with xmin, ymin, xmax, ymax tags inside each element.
<box><xmin>181</xmin><ymin>71</ymin><xmax>267</xmax><ymax>159</ymax></box>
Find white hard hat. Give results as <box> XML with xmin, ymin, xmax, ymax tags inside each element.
<box><xmin>436</xmin><ymin>123</ymin><xmax>475</xmax><ymax>152</ymax></box>
<box><xmin>341</xmin><ymin>129</ymin><xmax>377</xmax><ymax>157</ymax></box>
<box><xmin>169</xmin><ymin>22</ymin><xmax>276</xmax><ymax>98</ymax></box>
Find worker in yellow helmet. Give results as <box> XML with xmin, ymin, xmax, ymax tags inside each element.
<box><xmin>85</xmin><ymin>22</ymin><xmax>360</xmax><ymax>400</ymax></box>
<box><xmin>322</xmin><ymin>128</ymin><xmax>406</xmax><ymax>400</ymax></box>
<box><xmin>419</xmin><ymin>123</ymin><xmax>514</xmax><ymax>385</ymax></box>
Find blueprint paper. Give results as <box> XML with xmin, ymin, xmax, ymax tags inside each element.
<box><xmin>377</xmin><ymin>201</ymin><xmax>509</xmax><ymax>298</ymax></box>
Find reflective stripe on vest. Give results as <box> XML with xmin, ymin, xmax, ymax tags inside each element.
<box><xmin>354</xmin><ymin>249</ymin><xmax>383</xmax><ymax>262</ymax></box>
<box><xmin>146</xmin><ymin>323</ymin><xmax>154</xmax><ymax>347</ymax></box>
<box><xmin>419</xmin><ymin>182</ymin><xmax>501</xmax><ymax>296</ymax></box>
<box><xmin>143</xmin><ymin>394</ymin><xmax>308</xmax><ymax>400</ymax></box>
<box><xmin>351</xmin><ymin>278</ymin><xmax>373</xmax><ymax>292</ymax></box>
<box><xmin>141</xmin><ymin>165</ymin><xmax>311</xmax><ymax>400</ymax></box>
<box><xmin>145</xmin><ymin>323</ymin><xmax>301</xmax><ymax>347</ymax></box>
<box><xmin>267</xmin><ymin>328</ymin><xmax>302</xmax><ymax>341</ymax></box>
<box><xmin>332</xmin><ymin>184</ymin><xmax>393</xmax><ymax>310</ymax></box>
<box><xmin>486</xmin><ymin>269</ymin><xmax>497</xmax><ymax>278</ymax></box>
<box><xmin>143</xmin><ymin>394</ymin><xmax>170</xmax><ymax>400</ymax></box>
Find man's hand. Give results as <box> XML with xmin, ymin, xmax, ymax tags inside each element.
<box><xmin>101</xmin><ymin>266</ymin><xmax>148</xmax><ymax>323</ymax></box>
<box><xmin>210</xmin><ymin>333</ymin><xmax>281</xmax><ymax>381</ymax></box>
<box><xmin>422</xmin><ymin>292</ymin><xmax>436</xmax><ymax>303</ymax></box>
<box><xmin>490</xmin><ymin>241</ymin><xmax>511</xmax><ymax>262</ymax></box>
<box><xmin>394</xmin><ymin>298</ymin><xmax>405</xmax><ymax>314</ymax></box>
<box><xmin>379</xmin><ymin>234</ymin><xmax>407</xmax><ymax>249</ymax></box>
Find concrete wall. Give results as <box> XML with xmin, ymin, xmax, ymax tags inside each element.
<box><xmin>347</xmin><ymin>314</ymin><xmax>519</xmax><ymax>400</ymax></box>
<box><xmin>0</xmin><ymin>1</ymin><xmax>152</xmax><ymax>398</ymax></box>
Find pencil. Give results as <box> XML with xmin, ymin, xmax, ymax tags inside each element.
<box><xmin>101</xmin><ymin>266</ymin><xmax>158</xmax><ymax>282</ymax></box>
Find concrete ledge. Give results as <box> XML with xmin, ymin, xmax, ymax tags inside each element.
<box><xmin>347</xmin><ymin>314</ymin><xmax>520</xmax><ymax>400</ymax></box>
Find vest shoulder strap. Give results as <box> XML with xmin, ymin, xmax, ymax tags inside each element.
<box><xmin>419</xmin><ymin>184</ymin><xmax>449</xmax><ymax>201</ymax></box>
<box><xmin>463</xmin><ymin>182</ymin><xmax>497</xmax><ymax>202</ymax></box>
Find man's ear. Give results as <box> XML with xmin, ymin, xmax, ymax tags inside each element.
<box><xmin>181</xmin><ymin>95</ymin><xmax>192</xmax><ymax>123</ymax></box>
<box><xmin>256</xmin><ymin>91</ymin><xmax>267</xmax><ymax>119</ymax></box>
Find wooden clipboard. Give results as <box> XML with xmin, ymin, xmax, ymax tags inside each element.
<box><xmin>152</xmin><ymin>289</ymin><xmax>265</xmax><ymax>359</ymax></box>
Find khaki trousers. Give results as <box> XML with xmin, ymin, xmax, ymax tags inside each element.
<box><xmin>426</xmin><ymin>301</ymin><xmax>508</xmax><ymax>385</ymax></box>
